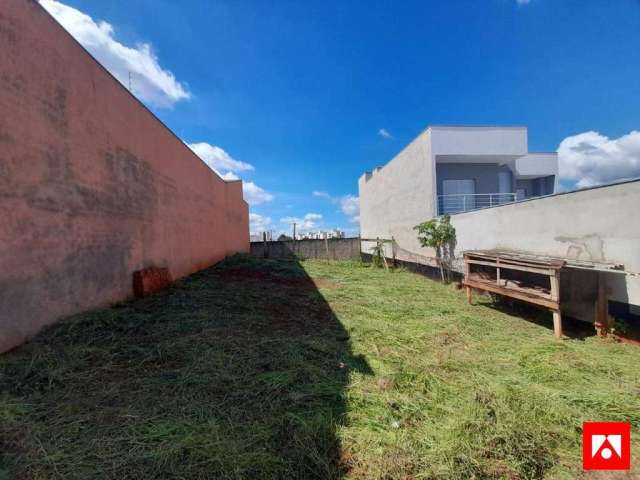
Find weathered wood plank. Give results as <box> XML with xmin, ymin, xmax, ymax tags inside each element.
<box><xmin>463</xmin><ymin>279</ymin><xmax>560</xmax><ymax>310</ymax></box>
<box><xmin>465</xmin><ymin>258</ymin><xmax>555</xmax><ymax>276</ymax></box>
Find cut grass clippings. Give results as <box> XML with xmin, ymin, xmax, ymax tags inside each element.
<box><xmin>1</xmin><ymin>255</ymin><xmax>639</xmax><ymax>479</ymax></box>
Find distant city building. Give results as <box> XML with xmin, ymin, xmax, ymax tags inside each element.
<box><xmin>250</xmin><ymin>231</ymin><xmax>274</xmax><ymax>242</ymax></box>
<box><xmin>294</xmin><ymin>229</ymin><xmax>345</xmax><ymax>240</ymax></box>
<box><xmin>251</xmin><ymin>229</ymin><xmax>346</xmax><ymax>242</ymax></box>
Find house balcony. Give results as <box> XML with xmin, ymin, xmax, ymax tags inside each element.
<box><xmin>437</xmin><ymin>192</ymin><xmax>517</xmax><ymax>215</ymax></box>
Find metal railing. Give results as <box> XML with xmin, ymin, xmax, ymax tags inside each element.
<box><xmin>438</xmin><ymin>193</ymin><xmax>517</xmax><ymax>215</ymax></box>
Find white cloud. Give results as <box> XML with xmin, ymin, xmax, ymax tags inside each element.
<box><xmin>221</xmin><ymin>171</ymin><xmax>239</xmax><ymax>181</ymax></box>
<box><xmin>558</xmin><ymin>131</ymin><xmax>640</xmax><ymax>188</ymax></box>
<box><xmin>249</xmin><ymin>213</ymin><xmax>272</xmax><ymax>234</ymax></box>
<box><xmin>40</xmin><ymin>0</ymin><xmax>190</xmax><ymax>108</ymax></box>
<box><xmin>340</xmin><ymin>195</ymin><xmax>360</xmax><ymax>223</ymax></box>
<box><xmin>214</xmin><ymin>171</ymin><xmax>274</xmax><ymax>206</ymax></box>
<box><xmin>314</xmin><ymin>191</ymin><xmax>360</xmax><ymax>224</ymax></box>
<box><xmin>378</xmin><ymin>128</ymin><xmax>393</xmax><ymax>139</ymax></box>
<box><xmin>243</xmin><ymin>181</ymin><xmax>274</xmax><ymax>206</ymax></box>
<box><xmin>188</xmin><ymin>142</ymin><xmax>271</xmax><ymax>205</ymax></box>
<box><xmin>280</xmin><ymin>213</ymin><xmax>323</xmax><ymax>231</ymax></box>
<box><xmin>188</xmin><ymin>143</ymin><xmax>254</xmax><ymax>174</ymax></box>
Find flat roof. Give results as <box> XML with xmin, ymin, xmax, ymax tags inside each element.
<box><xmin>427</xmin><ymin>125</ymin><xmax>527</xmax><ymax>130</ymax></box>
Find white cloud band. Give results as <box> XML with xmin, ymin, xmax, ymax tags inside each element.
<box><xmin>40</xmin><ymin>0</ymin><xmax>190</xmax><ymax>108</ymax></box>
<box><xmin>558</xmin><ymin>131</ymin><xmax>640</xmax><ymax>188</ymax></box>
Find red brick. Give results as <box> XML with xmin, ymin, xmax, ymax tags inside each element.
<box><xmin>133</xmin><ymin>267</ymin><xmax>172</xmax><ymax>298</ymax></box>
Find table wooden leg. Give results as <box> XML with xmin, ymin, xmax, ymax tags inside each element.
<box><xmin>595</xmin><ymin>272</ymin><xmax>610</xmax><ymax>337</ymax></box>
<box><xmin>552</xmin><ymin>310</ymin><xmax>563</xmax><ymax>338</ymax></box>
<box><xmin>466</xmin><ymin>286</ymin><xmax>472</xmax><ymax>305</ymax></box>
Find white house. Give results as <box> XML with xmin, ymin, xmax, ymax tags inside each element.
<box><xmin>358</xmin><ymin>125</ymin><xmax>640</xmax><ymax>324</ymax></box>
<box><xmin>359</xmin><ymin>126</ymin><xmax>557</xmax><ymax>252</ymax></box>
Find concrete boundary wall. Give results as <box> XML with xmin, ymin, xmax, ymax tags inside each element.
<box><xmin>448</xmin><ymin>180</ymin><xmax>640</xmax><ymax>312</ymax></box>
<box><xmin>448</xmin><ymin>180</ymin><xmax>640</xmax><ymax>271</ymax></box>
<box><xmin>251</xmin><ymin>238</ymin><xmax>361</xmax><ymax>260</ymax></box>
<box><xmin>0</xmin><ymin>1</ymin><xmax>249</xmax><ymax>352</ymax></box>
<box><xmin>365</xmin><ymin>179</ymin><xmax>640</xmax><ymax>321</ymax></box>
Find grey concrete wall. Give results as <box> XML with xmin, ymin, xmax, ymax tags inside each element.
<box><xmin>448</xmin><ymin>181</ymin><xmax>640</xmax><ymax>272</ymax></box>
<box><xmin>450</xmin><ymin>181</ymin><xmax>640</xmax><ymax>319</ymax></box>
<box><xmin>430</xmin><ymin>126</ymin><xmax>528</xmax><ymax>156</ymax></box>
<box><xmin>251</xmin><ymin>238</ymin><xmax>361</xmax><ymax>260</ymax></box>
<box><xmin>451</xmin><ymin>181</ymin><xmax>640</xmax><ymax>305</ymax></box>
<box><xmin>436</xmin><ymin>163</ymin><xmax>513</xmax><ymax>195</ymax></box>
<box><xmin>359</xmin><ymin>129</ymin><xmax>435</xmax><ymax>260</ymax></box>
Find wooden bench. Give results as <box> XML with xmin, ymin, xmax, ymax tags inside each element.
<box><xmin>463</xmin><ymin>251</ymin><xmax>566</xmax><ymax>337</ymax></box>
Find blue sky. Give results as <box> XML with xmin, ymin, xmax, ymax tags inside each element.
<box><xmin>41</xmin><ymin>0</ymin><xmax>640</xmax><ymax>235</ymax></box>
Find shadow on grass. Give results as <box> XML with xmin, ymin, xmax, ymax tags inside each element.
<box><xmin>0</xmin><ymin>255</ymin><xmax>371</xmax><ymax>479</ymax></box>
<box><xmin>483</xmin><ymin>296</ymin><xmax>596</xmax><ymax>340</ymax></box>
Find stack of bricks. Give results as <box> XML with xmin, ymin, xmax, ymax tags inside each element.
<box><xmin>133</xmin><ymin>267</ymin><xmax>172</xmax><ymax>297</ymax></box>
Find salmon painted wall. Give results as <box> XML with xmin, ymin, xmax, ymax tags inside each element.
<box><xmin>0</xmin><ymin>0</ymin><xmax>249</xmax><ymax>352</ymax></box>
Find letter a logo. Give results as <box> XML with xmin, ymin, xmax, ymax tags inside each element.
<box><xmin>583</xmin><ymin>422</ymin><xmax>631</xmax><ymax>470</ymax></box>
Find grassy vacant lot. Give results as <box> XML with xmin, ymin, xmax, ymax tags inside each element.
<box><xmin>1</xmin><ymin>255</ymin><xmax>639</xmax><ymax>479</ymax></box>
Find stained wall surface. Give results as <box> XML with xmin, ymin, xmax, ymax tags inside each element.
<box><xmin>448</xmin><ymin>180</ymin><xmax>640</xmax><ymax>315</ymax></box>
<box><xmin>0</xmin><ymin>0</ymin><xmax>249</xmax><ymax>352</ymax></box>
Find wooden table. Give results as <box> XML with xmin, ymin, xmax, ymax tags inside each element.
<box><xmin>463</xmin><ymin>251</ymin><xmax>566</xmax><ymax>337</ymax></box>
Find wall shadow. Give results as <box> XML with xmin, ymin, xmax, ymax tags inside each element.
<box><xmin>0</xmin><ymin>255</ymin><xmax>371</xmax><ymax>479</ymax></box>
<box><xmin>362</xmin><ymin>253</ymin><xmax>464</xmax><ymax>284</ymax></box>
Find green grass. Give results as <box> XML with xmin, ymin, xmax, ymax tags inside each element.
<box><xmin>1</xmin><ymin>255</ymin><xmax>639</xmax><ymax>479</ymax></box>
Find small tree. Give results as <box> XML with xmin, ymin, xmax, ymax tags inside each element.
<box><xmin>414</xmin><ymin>215</ymin><xmax>456</xmax><ymax>283</ymax></box>
<box><xmin>369</xmin><ymin>238</ymin><xmax>388</xmax><ymax>269</ymax></box>
<box><xmin>277</xmin><ymin>234</ymin><xmax>292</xmax><ymax>241</ymax></box>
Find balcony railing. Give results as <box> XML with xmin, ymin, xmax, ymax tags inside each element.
<box><xmin>437</xmin><ymin>193</ymin><xmax>517</xmax><ymax>215</ymax></box>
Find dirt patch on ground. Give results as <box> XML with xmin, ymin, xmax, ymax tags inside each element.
<box><xmin>613</xmin><ymin>334</ymin><xmax>640</xmax><ymax>346</ymax></box>
<box><xmin>312</xmin><ymin>278</ymin><xmax>340</xmax><ymax>289</ymax></box>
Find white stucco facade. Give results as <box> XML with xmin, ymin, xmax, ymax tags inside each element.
<box><xmin>359</xmin><ymin>131</ymin><xmax>434</xmax><ymax>257</ymax></box>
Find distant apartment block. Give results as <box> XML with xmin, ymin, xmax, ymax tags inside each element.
<box><xmin>297</xmin><ymin>229</ymin><xmax>345</xmax><ymax>240</ymax></box>
<box><xmin>249</xmin><ymin>229</ymin><xmax>346</xmax><ymax>242</ymax></box>
<box><xmin>250</xmin><ymin>232</ymin><xmax>273</xmax><ymax>242</ymax></box>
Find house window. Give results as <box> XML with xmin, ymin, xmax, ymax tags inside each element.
<box><xmin>441</xmin><ymin>179</ymin><xmax>475</xmax><ymax>213</ymax></box>
<box><xmin>442</xmin><ymin>179</ymin><xmax>475</xmax><ymax>196</ymax></box>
